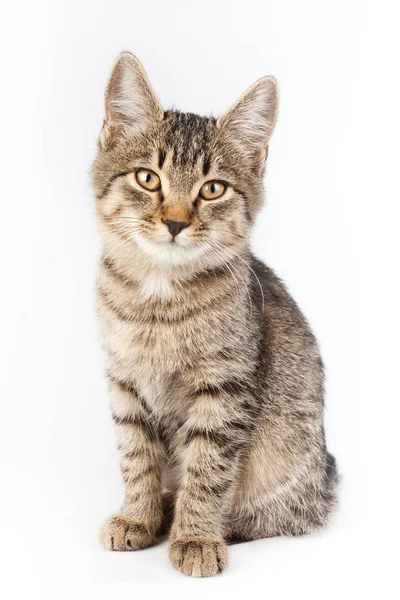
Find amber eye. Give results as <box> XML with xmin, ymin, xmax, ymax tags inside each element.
<box><xmin>135</xmin><ymin>169</ymin><xmax>161</xmax><ymax>191</ymax></box>
<box><xmin>199</xmin><ymin>180</ymin><xmax>227</xmax><ymax>200</ymax></box>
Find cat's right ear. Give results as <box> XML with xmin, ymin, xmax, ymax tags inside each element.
<box><xmin>100</xmin><ymin>53</ymin><xmax>163</xmax><ymax>148</ymax></box>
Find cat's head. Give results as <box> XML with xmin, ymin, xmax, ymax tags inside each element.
<box><xmin>91</xmin><ymin>53</ymin><xmax>278</xmax><ymax>268</ymax></box>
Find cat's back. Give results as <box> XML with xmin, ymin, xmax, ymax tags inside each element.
<box><xmin>252</xmin><ymin>256</ymin><xmax>321</xmax><ymax>354</ymax></box>
<box><xmin>251</xmin><ymin>256</ymin><xmax>324</xmax><ymax>412</ymax></box>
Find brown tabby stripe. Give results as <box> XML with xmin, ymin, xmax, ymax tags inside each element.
<box><xmin>195</xmin><ymin>480</ymin><xmax>232</xmax><ymax>497</ymax></box>
<box><xmin>202</xmin><ymin>156</ymin><xmax>211</xmax><ymax>176</ymax></box>
<box><xmin>233</xmin><ymin>188</ymin><xmax>252</xmax><ymax>222</ymax></box>
<box><xmin>122</xmin><ymin>448</ymin><xmax>150</xmax><ymax>459</ymax></box>
<box><xmin>98</xmin><ymin>286</ymin><xmax>133</xmax><ymax>322</ymax></box>
<box><xmin>102</xmin><ymin>257</ymin><xmax>228</xmax><ymax>291</ymax></box>
<box><xmin>102</xmin><ymin>256</ymin><xmax>138</xmax><ymax>288</ymax></box>
<box><xmin>158</xmin><ymin>148</ymin><xmax>166</xmax><ymax>169</ymax></box>
<box><xmin>187</xmin><ymin>264</ymin><xmax>228</xmax><ymax>285</ymax></box>
<box><xmin>121</xmin><ymin>466</ymin><xmax>156</xmax><ymax>485</ymax></box>
<box><xmin>97</xmin><ymin>170</ymin><xmax>132</xmax><ymax>200</ymax></box>
<box><xmin>108</xmin><ymin>373</ymin><xmax>138</xmax><ymax>394</ymax></box>
<box><xmin>109</xmin><ymin>376</ymin><xmax>153</xmax><ymax>415</ymax></box>
<box><xmin>184</xmin><ymin>427</ymin><xmax>238</xmax><ymax>448</ymax></box>
<box><xmin>112</xmin><ymin>412</ymin><xmax>159</xmax><ymax>442</ymax></box>
<box><xmin>99</xmin><ymin>282</ymin><xmax>235</xmax><ymax>324</ymax></box>
<box><xmin>192</xmin><ymin>379</ymin><xmax>250</xmax><ymax>397</ymax></box>
<box><xmin>187</xmin><ymin>464</ymin><xmax>232</xmax><ymax>480</ymax></box>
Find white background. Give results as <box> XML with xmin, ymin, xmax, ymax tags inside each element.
<box><xmin>1</xmin><ymin>1</ymin><xmax>399</xmax><ymax>598</ymax></box>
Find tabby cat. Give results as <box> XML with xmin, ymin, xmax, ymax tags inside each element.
<box><xmin>91</xmin><ymin>53</ymin><xmax>338</xmax><ymax>577</ymax></box>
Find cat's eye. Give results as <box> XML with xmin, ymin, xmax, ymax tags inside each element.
<box><xmin>135</xmin><ymin>169</ymin><xmax>161</xmax><ymax>191</ymax></box>
<box><xmin>199</xmin><ymin>180</ymin><xmax>227</xmax><ymax>200</ymax></box>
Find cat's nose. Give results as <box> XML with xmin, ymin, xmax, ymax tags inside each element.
<box><xmin>162</xmin><ymin>219</ymin><xmax>190</xmax><ymax>238</ymax></box>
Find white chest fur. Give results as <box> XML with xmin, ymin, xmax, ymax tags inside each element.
<box><xmin>140</xmin><ymin>274</ymin><xmax>174</xmax><ymax>300</ymax></box>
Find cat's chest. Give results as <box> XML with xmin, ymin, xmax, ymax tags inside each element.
<box><xmin>101</xmin><ymin>308</ymin><xmax>215</xmax><ymax>371</ymax></box>
<box><xmin>102</xmin><ymin>318</ymin><xmax>199</xmax><ymax>418</ymax></box>
<box><xmin>98</xmin><ymin>292</ymin><xmax>229</xmax><ymax>401</ymax></box>
<box><xmin>97</xmin><ymin>269</ymin><xmax>246</xmax><ymax>415</ymax></box>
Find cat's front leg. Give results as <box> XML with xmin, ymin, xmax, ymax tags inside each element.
<box><xmin>169</xmin><ymin>385</ymin><xmax>253</xmax><ymax>577</ymax></box>
<box><xmin>100</xmin><ymin>376</ymin><xmax>164</xmax><ymax>551</ymax></box>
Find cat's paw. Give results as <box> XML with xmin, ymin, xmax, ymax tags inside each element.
<box><xmin>169</xmin><ymin>536</ymin><xmax>228</xmax><ymax>577</ymax></box>
<box><xmin>99</xmin><ymin>515</ymin><xmax>156</xmax><ymax>551</ymax></box>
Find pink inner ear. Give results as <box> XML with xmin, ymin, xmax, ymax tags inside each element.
<box><xmin>100</xmin><ymin>117</ymin><xmax>119</xmax><ymax>149</ymax></box>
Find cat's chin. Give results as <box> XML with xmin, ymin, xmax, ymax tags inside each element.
<box><xmin>133</xmin><ymin>234</ymin><xmax>207</xmax><ymax>266</ymax></box>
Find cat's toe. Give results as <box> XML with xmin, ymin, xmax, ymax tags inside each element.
<box><xmin>169</xmin><ymin>536</ymin><xmax>228</xmax><ymax>577</ymax></box>
<box><xmin>100</xmin><ymin>515</ymin><xmax>156</xmax><ymax>551</ymax></box>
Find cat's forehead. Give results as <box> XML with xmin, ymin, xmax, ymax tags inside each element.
<box><xmin>161</xmin><ymin>110</ymin><xmax>216</xmax><ymax>171</ymax></box>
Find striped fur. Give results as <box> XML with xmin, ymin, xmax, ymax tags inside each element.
<box><xmin>91</xmin><ymin>53</ymin><xmax>338</xmax><ymax>577</ymax></box>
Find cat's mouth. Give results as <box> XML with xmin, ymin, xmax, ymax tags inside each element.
<box><xmin>132</xmin><ymin>230</ymin><xmax>207</xmax><ymax>266</ymax></box>
<box><xmin>155</xmin><ymin>236</ymin><xmax>193</xmax><ymax>248</ymax></box>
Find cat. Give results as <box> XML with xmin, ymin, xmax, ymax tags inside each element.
<box><xmin>91</xmin><ymin>52</ymin><xmax>338</xmax><ymax>577</ymax></box>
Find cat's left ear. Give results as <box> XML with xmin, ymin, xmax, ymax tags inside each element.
<box><xmin>216</xmin><ymin>76</ymin><xmax>279</xmax><ymax>173</ymax></box>
<box><xmin>100</xmin><ymin>52</ymin><xmax>163</xmax><ymax>148</ymax></box>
